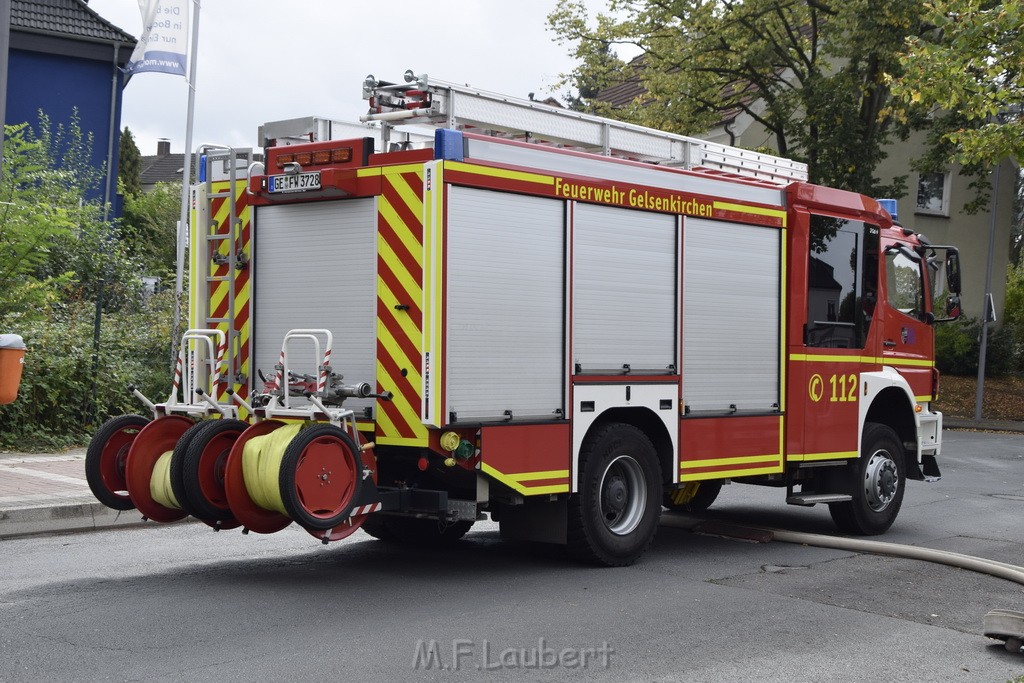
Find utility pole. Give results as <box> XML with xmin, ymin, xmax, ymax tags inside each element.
<box><xmin>0</xmin><ymin>0</ymin><xmax>11</xmax><ymax>175</ymax></box>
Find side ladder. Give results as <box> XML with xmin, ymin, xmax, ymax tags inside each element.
<box><xmin>195</xmin><ymin>146</ymin><xmax>255</xmax><ymax>396</ymax></box>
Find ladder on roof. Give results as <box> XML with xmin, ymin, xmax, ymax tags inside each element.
<box><xmin>360</xmin><ymin>70</ymin><xmax>808</xmax><ymax>184</ymax></box>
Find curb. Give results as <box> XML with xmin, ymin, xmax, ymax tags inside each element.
<box><xmin>945</xmin><ymin>418</ymin><xmax>1024</xmax><ymax>433</ymax></box>
<box><xmin>0</xmin><ymin>502</ymin><xmax>154</xmax><ymax>540</ymax></box>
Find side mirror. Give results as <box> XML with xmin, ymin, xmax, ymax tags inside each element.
<box><xmin>946</xmin><ymin>250</ymin><xmax>961</xmax><ymax>295</ymax></box>
<box><xmin>946</xmin><ymin>293</ymin><xmax>961</xmax><ymax>319</ymax></box>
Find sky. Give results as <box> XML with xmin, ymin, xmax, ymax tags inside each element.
<box><xmin>86</xmin><ymin>0</ymin><xmax>610</xmax><ymax>156</ymax></box>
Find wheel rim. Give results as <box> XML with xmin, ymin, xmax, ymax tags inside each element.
<box><xmin>293</xmin><ymin>434</ymin><xmax>358</xmax><ymax>522</ymax></box>
<box><xmin>124</xmin><ymin>416</ymin><xmax>193</xmax><ymax>523</ymax></box>
<box><xmin>100</xmin><ymin>428</ymin><xmax>139</xmax><ymax>496</ymax></box>
<box><xmin>197</xmin><ymin>432</ymin><xmax>236</xmax><ymax>508</ymax></box>
<box><xmin>864</xmin><ymin>449</ymin><xmax>899</xmax><ymax>512</ymax></box>
<box><xmin>598</xmin><ymin>455</ymin><xmax>647</xmax><ymax>535</ymax></box>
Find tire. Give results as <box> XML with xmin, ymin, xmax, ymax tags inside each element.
<box><xmin>829</xmin><ymin>422</ymin><xmax>906</xmax><ymax>535</ymax></box>
<box><xmin>361</xmin><ymin>515</ymin><xmax>473</xmax><ymax>545</ymax></box>
<box><xmin>279</xmin><ymin>424</ymin><xmax>363</xmax><ymax>531</ymax></box>
<box><xmin>169</xmin><ymin>420</ymin><xmax>216</xmax><ymax>518</ymax></box>
<box><xmin>663</xmin><ymin>481</ymin><xmax>722</xmax><ymax>512</ymax></box>
<box><xmin>360</xmin><ymin>514</ymin><xmax>399</xmax><ymax>541</ymax></box>
<box><xmin>181</xmin><ymin>418</ymin><xmax>248</xmax><ymax>521</ymax></box>
<box><xmin>567</xmin><ymin>423</ymin><xmax>662</xmax><ymax>566</ymax></box>
<box><xmin>85</xmin><ymin>414</ymin><xmax>150</xmax><ymax>510</ymax></box>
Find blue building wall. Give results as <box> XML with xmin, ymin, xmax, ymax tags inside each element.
<box><xmin>6</xmin><ymin>46</ymin><xmax>127</xmax><ymax>213</ymax></box>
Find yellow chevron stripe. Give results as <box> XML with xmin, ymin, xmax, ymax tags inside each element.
<box><xmin>379</xmin><ymin>196</ymin><xmax>424</xmax><ymax>270</ymax></box>
<box><xmin>375</xmin><ymin>323</ymin><xmax>423</xmax><ymax>387</ymax></box>
<box><xmin>388</xmin><ymin>169</ymin><xmax>425</xmax><ymax>220</ymax></box>
<box><xmin>481</xmin><ymin>462</ymin><xmax>570</xmax><ymax>495</ymax></box>
<box><xmin>712</xmin><ymin>200</ymin><xmax>787</xmax><ymax>227</ymax></box>
<box><xmin>377</xmin><ymin>240</ymin><xmax>423</xmax><ymax>305</ymax></box>
<box><xmin>373</xmin><ymin>402</ymin><xmax>401</xmax><ymax>439</ymax></box>
<box><xmin>788</xmin><ymin>450</ymin><xmax>858</xmax><ymax>462</ymax></box>
<box><xmin>789</xmin><ymin>353</ymin><xmax>935</xmax><ymax>368</ymax></box>
<box><xmin>513</xmin><ymin>469</ymin><xmax>570</xmax><ymax>482</ymax></box>
<box><xmin>679</xmin><ymin>465</ymin><xmax>782</xmax><ymax>481</ymax></box>
<box><xmin>377</xmin><ymin>435</ymin><xmax>430</xmax><ymax>447</ymax></box>
<box><xmin>377</xmin><ymin>276</ymin><xmax>423</xmax><ymax>348</ymax></box>
<box><xmin>680</xmin><ymin>454</ymin><xmax>781</xmax><ymax>469</ymax></box>
<box><xmin>447</xmin><ymin>160</ymin><xmax>555</xmax><ymax>186</ymax></box>
<box><xmin>376</xmin><ymin>360</ymin><xmax>425</xmax><ymax>433</ymax></box>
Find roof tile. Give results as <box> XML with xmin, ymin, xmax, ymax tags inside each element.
<box><xmin>11</xmin><ymin>0</ymin><xmax>136</xmax><ymax>45</ymax></box>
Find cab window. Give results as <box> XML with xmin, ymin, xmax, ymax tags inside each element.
<box><xmin>886</xmin><ymin>249</ymin><xmax>924</xmax><ymax>319</ymax></box>
<box><xmin>806</xmin><ymin>215</ymin><xmax>879</xmax><ymax>349</ymax></box>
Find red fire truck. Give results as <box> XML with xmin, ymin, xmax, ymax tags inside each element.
<box><xmin>86</xmin><ymin>73</ymin><xmax>962</xmax><ymax>566</ymax></box>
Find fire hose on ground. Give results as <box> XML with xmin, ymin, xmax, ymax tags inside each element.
<box><xmin>660</xmin><ymin>514</ymin><xmax>1024</xmax><ymax>653</ymax></box>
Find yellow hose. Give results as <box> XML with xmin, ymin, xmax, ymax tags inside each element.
<box><xmin>150</xmin><ymin>451</ymin><xmax>180</xmax><ymax>509</ymax></box>
<box><xmin>241</xmin><ymin>423</ymin><xmax>302</xmax><ymax>514</ymax></box>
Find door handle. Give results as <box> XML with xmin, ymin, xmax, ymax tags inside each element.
<box><xmin>883</xmin><ymin>340</ymin><xmax>897</xmax><ymax>348</ymax></box>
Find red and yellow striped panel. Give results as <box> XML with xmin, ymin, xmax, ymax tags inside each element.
<box><xmin>205</xmin><ymin>182</ymin><xmax>251</xmax><ymax>404</ymax></box>
<box><xmin>376</xmin><ymin>169</ymin><xmax>428</xmax><ymax>446</ymax></box>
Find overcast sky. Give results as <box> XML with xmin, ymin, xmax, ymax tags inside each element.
<box><xmin>86</xmin><ymin>0</ymin><xmax>608</xmax><ymax>156</ymax></box>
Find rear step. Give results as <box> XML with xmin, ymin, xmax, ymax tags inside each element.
<box><xmin>786</xmin><ymin>493</ymin><xmax>853</xmax><ymax>507</ymax></box>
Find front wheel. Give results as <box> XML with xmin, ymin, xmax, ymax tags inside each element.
<box><xmin>568</xmin><ymin>423</ymin><xmax>661</xmax><ymax>566</ymax></box>
<box><xmin>829</xmin><ymin>422</ymin><xmax>906</xmax><ymax>535</ymax></box>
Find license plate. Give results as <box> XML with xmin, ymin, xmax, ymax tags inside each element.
<box><xmin>268</xmin><ymin>171</ymin><xmax>321</xmax><ymax>193</ymax></box>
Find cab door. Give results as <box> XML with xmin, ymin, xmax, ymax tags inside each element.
<box><xmin>881</xmin><ymin>240</ymin><xmax>933</xmax><ymax>402</ymax></box>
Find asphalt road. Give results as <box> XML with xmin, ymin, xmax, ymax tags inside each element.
<box><xmin>1</xmin><ymin>430</ymin><xmax>1022</xmax><ymax>682</ymax></box>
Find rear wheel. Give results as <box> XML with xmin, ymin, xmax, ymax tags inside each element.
<box><xmin>568</xmin><ymin>423</ymin><xmax>661</xmax><ymax>566</ymax></box>
<box><xmin>362</xmin><ymin>516</ymin><xmax>473</xmax><ymax>545</ymax></box>
<box><xmin>85</xmin><ymin>415</ymin><xmax>149</xmax><ymax>510</ymax></box>
<box><xmin>829</xmin><ymin>422</ymin><xmax>906</xmax><ymax>535</ymax></box>
<box><xmin>663</xmin><ymin>481</ymin><xmax>722</xmax><ymax>512</ymax></box>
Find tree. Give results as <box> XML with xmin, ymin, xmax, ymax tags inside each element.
<box><xmin>891</xmin><ymin>0</ymin><xmax>1023</xmax><ymax>168</ymax></box>
<box><xmin>0</xmin><ymin>122</ymin><xmax>76</xmax><ymax>320</ymax></box>
<box><xmin>549</xmin><ymin>0</ymin><xmax>934</xmax><ymax>195</ymax></box>
<box><xmin>0</xmin><ymin>112</ymin><xmax>141</xmax><ymax>323</ymax></box>
<box><xmin>119</xmin><ymin>127</ymin><xmax>143</xmax><ymax>197</ymax></box>
<box><xmin>120</xmin><ymin>180</ymin><xmax>181</xmax><ymax>276</ymax></box>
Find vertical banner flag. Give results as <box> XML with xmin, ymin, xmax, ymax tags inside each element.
<box><xmin>125</xmin><ymin>0</ymin><xmax>190</xmax><ymax>80</ymax></box>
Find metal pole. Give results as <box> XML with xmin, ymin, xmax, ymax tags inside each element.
<box><xmin>102</xmin><ymin>42</ymin><xmax>120</xmax><ymax>222</ymax></box>
<box><xmin>973</xmin><ymin>161</ymin><xmax>1001</xmax><ymax>421</ymax></box>
<box><xmin>0</xmin><ymin>0</ymin><xmax>11</xmax><ymax>176</ymax></box>
<box><xmin>172</xmin><ymin>0</ymin><xmax>201</xmax><ymax>363</ymax></box>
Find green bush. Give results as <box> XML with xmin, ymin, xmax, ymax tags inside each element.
<box><xmin>0</xmin><ymin>292</ymin><xmax>175</xmax><ymax>451</ymax></box>
<box><xmin>934</xmin><ymin>316</ymin><xmax>1018</xmax><ymax>377</ymax></box>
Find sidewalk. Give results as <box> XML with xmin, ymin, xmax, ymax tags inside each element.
<box><xmin>0</xmin><ymin>448</ymin><xmax>152</xmax><ymax>539</ymax></box>
<box><xmin>1</xmin><ymin>418</ymin><xmax>1022</xmax><ymax>540</ymax></box>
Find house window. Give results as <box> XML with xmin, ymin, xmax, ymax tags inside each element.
<box><xmin>916</xmin><ymin>172</ymin><xmax>951</xmax><ymax>216</ymax></box>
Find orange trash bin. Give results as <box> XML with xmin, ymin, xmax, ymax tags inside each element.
<box><xmin>0</xmin><ymin>334</ymin><xmax>26</xmax><ymax>405</ymax></box>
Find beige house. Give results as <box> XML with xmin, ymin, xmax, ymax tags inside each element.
<box><xmin>600</xmin><ymin>81</ymin><xmax>1018</xmax><ymax>323</ymax></box>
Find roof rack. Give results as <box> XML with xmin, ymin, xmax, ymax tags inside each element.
<box><xmin>360</xmin><ymin>70</ymin><xmax>808</xmax><ymax>185</ymax></box>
